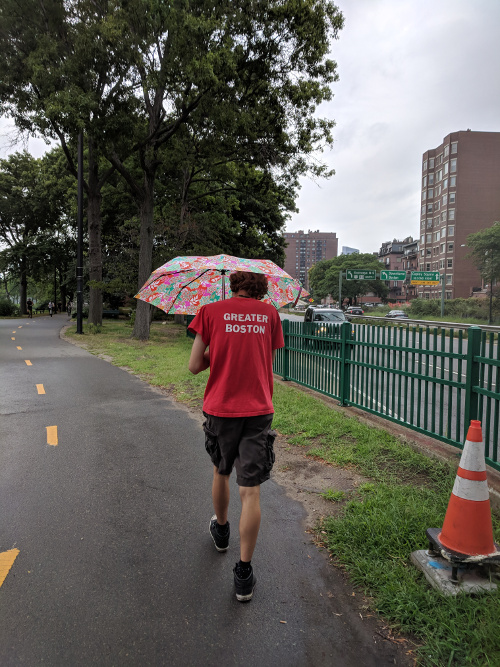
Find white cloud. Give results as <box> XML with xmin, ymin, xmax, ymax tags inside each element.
<box><xmin>288</xmin><ymin>0</ymin><xmax>500</xmax><ymax>253</ymax></box>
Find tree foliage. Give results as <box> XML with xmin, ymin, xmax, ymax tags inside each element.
<box><xmin>467</xmin><ymin>221</ymin><xmax>500</xmax><ymax>323</ymax></box>
<box><xmin>309</xmin><ymin>254</ymin><xmax>389</xmax><ymax>303</ymax></box>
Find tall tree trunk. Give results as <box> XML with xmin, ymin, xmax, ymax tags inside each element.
<box><xmin>59</xmin><ymin>266</ymin><xmax>67</xmax><ymax>312</ymax></box>
<box><xmin>19</xmin><ymin>257</ymin><xmax>27</xmax><ymax>315</ymax></box>
<box><xmin>87</xmin><ymin>137</ymin><xmax>103</xmax><ymax>326</ymax></box>
<box><xmin>133</xmin><ymin>170</ymin><xmax>155</xmax><ymax>341</ymax></box>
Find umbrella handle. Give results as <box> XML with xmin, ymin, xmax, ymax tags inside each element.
<box><xmin>292</xmin><ymin>287</ymin><xmax>303</xmax><ymax>308</ymax></box>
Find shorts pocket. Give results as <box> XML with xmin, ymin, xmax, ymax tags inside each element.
<box><xmin>203</xmin><ymin>421</ymin><xmax>221</xmax><ymax>467</ymax></box>
<box><xmin>265</xmin><ymin>429</ymin><xmax>277</xmax><ymax>471</ymax></box>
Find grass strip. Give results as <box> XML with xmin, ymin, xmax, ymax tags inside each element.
<box><xmin>66</xmin><ymin>320</ymin><xmax>500</xmax><ymax>666</ymax></box>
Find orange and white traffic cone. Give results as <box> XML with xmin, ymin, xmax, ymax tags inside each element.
<box><xmin>438</xmin><ymin>420</ymin><xmax>497</xmax><ymax>557</ymax></box>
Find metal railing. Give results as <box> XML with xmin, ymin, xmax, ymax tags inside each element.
<box><xmin>273</xmin><ymin>320</ymin><xmax>500</xmax><ymax>471</ymax></box>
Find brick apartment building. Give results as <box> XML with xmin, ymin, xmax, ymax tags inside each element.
<box><xmin>284</xmin><ymin>229</ymin><xmax>338</xmax><ymax>292</ymax></box>
<box><xmin>419</xmin><ymin>130</ymin><xmax>500</xmax><ymax>299</ymax></box>
<box><xmin>378</xmin><ymin>237</ymin><xmax>417</xmax><ymax>301</ymax></box>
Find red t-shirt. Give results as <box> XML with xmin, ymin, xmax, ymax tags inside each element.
<box><xmin>188</xmin><ymin>297</ymin><xmax>284</xmax><ymax>417</ymax></box>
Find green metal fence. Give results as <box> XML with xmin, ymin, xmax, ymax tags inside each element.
<box><xmin>274</xmin><ymin>319</ymin><xmax>500</xmax><ymax>471</ymax></box>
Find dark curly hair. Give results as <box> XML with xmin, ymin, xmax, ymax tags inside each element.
<box><xmin>229</xmin><ymin>271</ymin><xmax>268</xmax><ymax>300</ymax></box>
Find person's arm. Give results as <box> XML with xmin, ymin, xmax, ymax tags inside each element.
<box><xmin>188</xmin><ymin>333</ymin><xmax>210</xmax><ymax>374</ymax></box>
<box><xmin>272</xmin><ymin>349</ymin><xmax>277</xmax><ymax>363</ymax></box>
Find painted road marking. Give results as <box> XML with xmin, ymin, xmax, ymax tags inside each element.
<box><xmin>17</xmin><ymin>346</ymin><xmax>22</xmax><ymax>350</ymax></box>
<box><xmin>46</xmin><ymin>426</ymin><xmax>58</xmax><ymax>446</ymax></box>
<box><xmin>24</xmin><ymin>360</ymin><xmax>32</xmax><ymax>366</ymax></box>
<box><xmin>36</xmin><ymin>384</ymin><xmax>46</xmax><ymax>395</ymax></box>
<box><xmin>12</xmin><ymin>331</ymin><xmax>16</xmax><ymax>333</ymax></box>
<box><xmin>11</xmin><ymin>337</ymin><xmax>15</xmax><ymax>340</ymax></box>
<box><xmin>0</xmin><ymin>549</ymin><xmax>20</xmax><ymax>588</ymax></box>
<box><xmin>18</xmin><ymin>326</ymin><xmax>22</xmax><ymax>328</ymax></box>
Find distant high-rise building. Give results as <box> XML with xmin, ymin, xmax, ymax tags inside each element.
<box><xmin>419</xmin><ymin>130</ymin><xmax>500</xmax><ymax>299</ymax></box>
<box><xmin>284</xmin><ymin>229</ymin><xmax>338</xmax><ymax>292</ymax></box>
<box><xmin>341</xmin><ymin>246</ymin><xmax>359</xmax><ymax>255</ymax></box>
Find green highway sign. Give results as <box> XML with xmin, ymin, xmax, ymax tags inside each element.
<box><xmin>345</xmin><ymin>269</ymin><xmax>376</xmax><ymax>280</ymax></box>
<box><xmin>410</xmin><ymin>271</ymin><xmax>440</xmax><ymax>285</ymax></box>
<box><xmin>380</xmin><ymin>270</ymin><xmax>406</xmax><ymax>281</ymax></box>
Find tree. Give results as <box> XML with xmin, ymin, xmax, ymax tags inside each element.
<box><xmin>105</xmin><ymin>0</ymin><xmax>344</xmax><ymax>339</ymax></box>
<box><xmin>309</xmin><ymin>254</ymin><xmax>389</xmax><ymax>304</ymax></box>
<box><xmin>467</xmin><ymin>221</ymin><xmax>500</xmax><ymax>324</ymax></box>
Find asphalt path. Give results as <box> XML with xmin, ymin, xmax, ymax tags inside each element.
<box><xmin>0</xmin><ymin>314</ymin><xmax>409</xmax><ymax>666</ymax></box>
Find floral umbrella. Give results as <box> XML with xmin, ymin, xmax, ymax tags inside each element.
<box><xmin>135</xmin><ymin>254</ymin><xmax>306</xmax><ymax>315</ymax></box>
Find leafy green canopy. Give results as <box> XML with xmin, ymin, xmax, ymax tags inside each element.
<box><xmin>309</xmin><ymin>254</ymin><xmax>389</xmax><ymax>302</ymax></box>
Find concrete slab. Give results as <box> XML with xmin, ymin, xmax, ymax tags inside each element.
<box><xmin>410</xmin><ymin>550</ymin><xmax>498</xmax><ymax>596</ymax></box>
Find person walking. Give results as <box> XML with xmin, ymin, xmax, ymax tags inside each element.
<box><xmin>26</xmin><ymin>298</ymin><xmax>33</xmax><ymax>318</ymax></box>
<box><xmin>48</xmin><ymin>301</ymin><xmax>54</xmax><ymax>317</ymax></box>
<box><xmin>188</xmin><ymin>271</ymin><xmax>284</xmax><ymax>602</ymax></box>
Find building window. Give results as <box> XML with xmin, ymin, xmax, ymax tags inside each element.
<box><xmin>427</xmin><ymin>218</ymin><xmax>433</xmax><ymax>228</ymax></box>
<box><xmin>450</xmin><ymin>158</ymin><xmax>457</xmax><ymax>173</ymax></box>
<box><xmin>443</xmin><ymin>178</ymin><xmax>448</xmax><ymax>189</ymax></box>
<box><xmin>442</xmin><ymin>194</ymin><xmax>447</xmax><ymax>205</ymax></box>
<box><xmin>448</xmin><ymin>209</ymin><xmax>455</xmax><ymax>220</ymax></box>
<box><xmin>446</xmin><ymin>274</ymin><xmax>453</xmax><ymax>284</ymax></box>
<box><xmin>444</xmin><ymin>145</ymin><xmax>450</xmax><ymax>157</ymax></box>
<box><xmin>427</xmin><ymin>204</ymin><xmax>433</xmax><ymax>213</ymax></box>
<box><xmin>441</xmin><ymin>211</ymin><xmax>447</xmax><ymax>221</ymax></box>
<box><xmin>436</xmin><ymin>170</ymin><xmax>442</xmax><ymax>182</ymax></box>
<box><xmin>420</xmin><ymin>249</ymin><xmax>424</xmax><ymax>257</ymax></box>
<box><xmin>436</xmin><ymin>185</ymin><xmax>441</xmax><ymax>196</ymax></box>
<box><xmin>446</xmin><ymin>291</ymin><xmax>453</xmax><ymax>299</ymax></box>
<box><xmin>448</xmin><ymin>243</ymin><xmax>454</xmax><ymax>252</ymax></box>
<box><xmin>423</xmin><ymin>175</ymin><xmax>427</xmax><ymax>187</ymax></box>
<box><xmin>440</xmin><ymin>243</ymin><xmax>445</xmax><ymax>253</ymax></box>
<box><xmin>439</xmin><ymin>260</ymin><xmax>445</xmax><ymax>269</ymax></box>
<box><xmin>434</xmin><ymin>231</ymin><xmax>440</xmax><ymax>241</ymax></box>
<box><xmin>424</xmin><ymin>292</ymin><xmax>430</xmax><ymax>299</ymax></box>
<box><xmin>422</xmin><ymin>190</ymin><xmax>427</xmax><ymax>201</ymax></box>
<box><xmin>429</xmin><ymin>158</ymin><xmax>435</xmax><ymax>168</ymax></box>
<box><xmin>426</xmin><ymin>263</ymin><xmax>431</xmax><ymax>271</ymax></box>
<box><xmin>426</xmin><ymin>233</ymin><xmax>432</xmax><ymax>243</ymax></box>
<box><xmin>428</xmin><ymin>173</ymin><xmax>434</xmax><ymax>185</ymax></box>
<box><xmin>426</xmin><ymin>248</ymin><xmax>432</xmax><ymax>256</ymax></box>
<box><xmin>451</xmin><ymin>142</ymin><xmax>457</xmax><ymax>153</ymax></box>
<box><xmin>421</xmin><ymin>235</ymin><xmax>425</xmax><ymax>244</ymax></box>
<box><xmin>433</xmin><ymin>246</ymin><xmax>439</xmax><ymax>255</ymax></box>
<box><xmin>434</xmin><ymin>202</ymin><xmax>440</xmax><ymax>211</ymax></box>
<box><xmin>447</xmin><ymin>259</ymin><xmax>453</xmax><ymax>268</ymax></box>
<box><xmin>428</xmin><ymin>188</ymin><xmax>433</xmax><ymax>198</ymax></box>
<box><xmin>449</xmin><ymin>192</ymin><xmax>455</xmax><ymax>204</ymax></box>
<box><xmin>450</xmin><ymin>176</ymin><xmax>456</xmax><ymax>187</ymax></box>
<box><xmin>421</xmin><ymin>205</ymin><xmax>425</xmax><ymax>216</ymax></box>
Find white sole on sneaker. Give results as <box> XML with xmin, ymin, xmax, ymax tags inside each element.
<box><xmin>209</xmin><ymin>515</ymin><xmax>229</xmax><ymax>552</ymax></box>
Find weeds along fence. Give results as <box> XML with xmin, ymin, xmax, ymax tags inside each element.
<box><xmin>273</xmin><ymin>320</ymin><xmax>500</xmax><ymax>471</ymax></box>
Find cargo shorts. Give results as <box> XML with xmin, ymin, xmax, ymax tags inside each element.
<box><xmin>202</xmin><ymin>412</ymin><xmax>277</xmax><ymax>487</ymax></box>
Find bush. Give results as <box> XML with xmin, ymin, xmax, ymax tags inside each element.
<box><xmin>0</xmin><ymin>298</ymin><xmax>19</xmax><ymax>316</ymax></box>
<box><xmin>408</xmin><ymin>296</ymin><xmax>498</xmax><ymax>321</ymax></box>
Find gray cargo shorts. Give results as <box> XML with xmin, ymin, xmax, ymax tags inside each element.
<box><xmin>202</xmin><ymin>412</ymin><xmax>276</xmax><ymax>487</ymax></box>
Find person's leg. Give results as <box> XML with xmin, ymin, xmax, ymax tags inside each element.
<box><xmin>212</xmin><ymin>466</ymin><xmax>230</xmax><ymax>525</ymax></box>
<box><xmin>239</xmin><ymin>485</ymin><xmax>261</xmax><ymax>562</ymax></box>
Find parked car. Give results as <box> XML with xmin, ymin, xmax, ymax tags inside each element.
<box><xmin>345</xmin><ymin>306</ymin><xmax>364</xmax><ymax>316</ymax></box>
<box><xmin>385</xmin><ymin>310</ymin><xmax>409</xmax><ymax>319</ymax></box>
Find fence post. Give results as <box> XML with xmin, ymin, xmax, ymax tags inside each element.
<box><xmin>282</xmin><ymin>317</ymin><xmax>290</xmax><ymax>381</ymax></box>
<box><xmin>339</xmin><ymin>320</ymin><xmax>352</xmax><ymax>406</ymax></box>
<box><xmin>464</xmin><ymin>326</ymin><xmax>481</xmax><ymax>428</ymax></box>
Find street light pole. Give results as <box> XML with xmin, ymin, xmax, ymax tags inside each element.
<box><xmin>338</xmin><ymin>271</ymin><xmax>343</xmax><ymax>309</ymax></box>
<box><xmin>76</xmin><ymin>131</ymin><xmax>84</xmax><ymax>334</ymax></box>
<box><xmin>440</xmin><ymin>271</ymin><xmax>445</xmax><ymax>318</ymax></box>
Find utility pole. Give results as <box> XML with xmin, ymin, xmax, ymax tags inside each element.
<box><xmin>440</xmin><ymin>271</ymin><xmax>445</xmax><ymax>318</ymax></box>
<box><xmin>338</xmin><ymin>271</ymin><xmax>343</xmax><ymax>309</ymax></box>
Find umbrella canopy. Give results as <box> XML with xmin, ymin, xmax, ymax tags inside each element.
<box><xmin>135</xmin><ymin>254</ymin><xmax>306</xmax><ymax>315</ymax></box>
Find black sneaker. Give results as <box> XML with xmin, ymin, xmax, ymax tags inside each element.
<box><xmin>209</xmin><ymin>515</ymin><xmax>230</xmax><ymax>552</ymax></box>
<box><xmin>233</xmin><ymin>564</ymin><xmax>256</xmax><ymax>602</ymax></box>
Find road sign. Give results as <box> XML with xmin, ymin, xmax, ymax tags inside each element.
<box><xmin>410</xmin><ymin>271</ymin><xmax>440</xmax><ymax>285</ymax></box>
<box><xmin>380</xmin><ymin>270</ymin><xmax>406</xmax><ymax>281</ymax></box>
<box><xmin>345</xmin><ymin>269</ymin><xmax>376</xmax><ymax>280</ymax></box>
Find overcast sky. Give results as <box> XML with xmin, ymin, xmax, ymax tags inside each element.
<box><xmin>289</xmin><ymin>0</ymin><xmax>500</xmax><ymax>252</ymax></box>
<box><xmin>1</xmin><ymin>0</ymin><xmax>499</xmax><ymax>254</ymax></box>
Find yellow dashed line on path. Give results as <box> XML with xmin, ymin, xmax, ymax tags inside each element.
<box><xmin>11</xmin><ymin>337</ymin><xmax>15</xmax><ymax>340</ymax></box>
<box><xmin>12</xmin><ymin>331</ymin><xmax>16</xmax><ymax>334</ymax></box>
<box><xmin>46</xmin><ymin>426</ymin><xmax>58</xmax><ymax>446</ymax></box>
<box><xmin>24</xmin><ymin>360</ymin><xmax>32</xmax><ymax>366</ymax></box>
<box><xmin>0</xmin><ymin>549</ymin><xmax>20</xmax><ymax>588</ymax></box>
<box><xmin>17</xmin><ymin>346</ymin><xmax>22</xmax><ymax>350</ymax></box>
<box><xmin>18</xmin><ymin>326</ymin><xmax>22</xmax><ymax>329</ymax></box>
<box><xmin>36</xmin><ymin>384</ymin><xmax>46</xmax><ymax>395</ymax></box>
